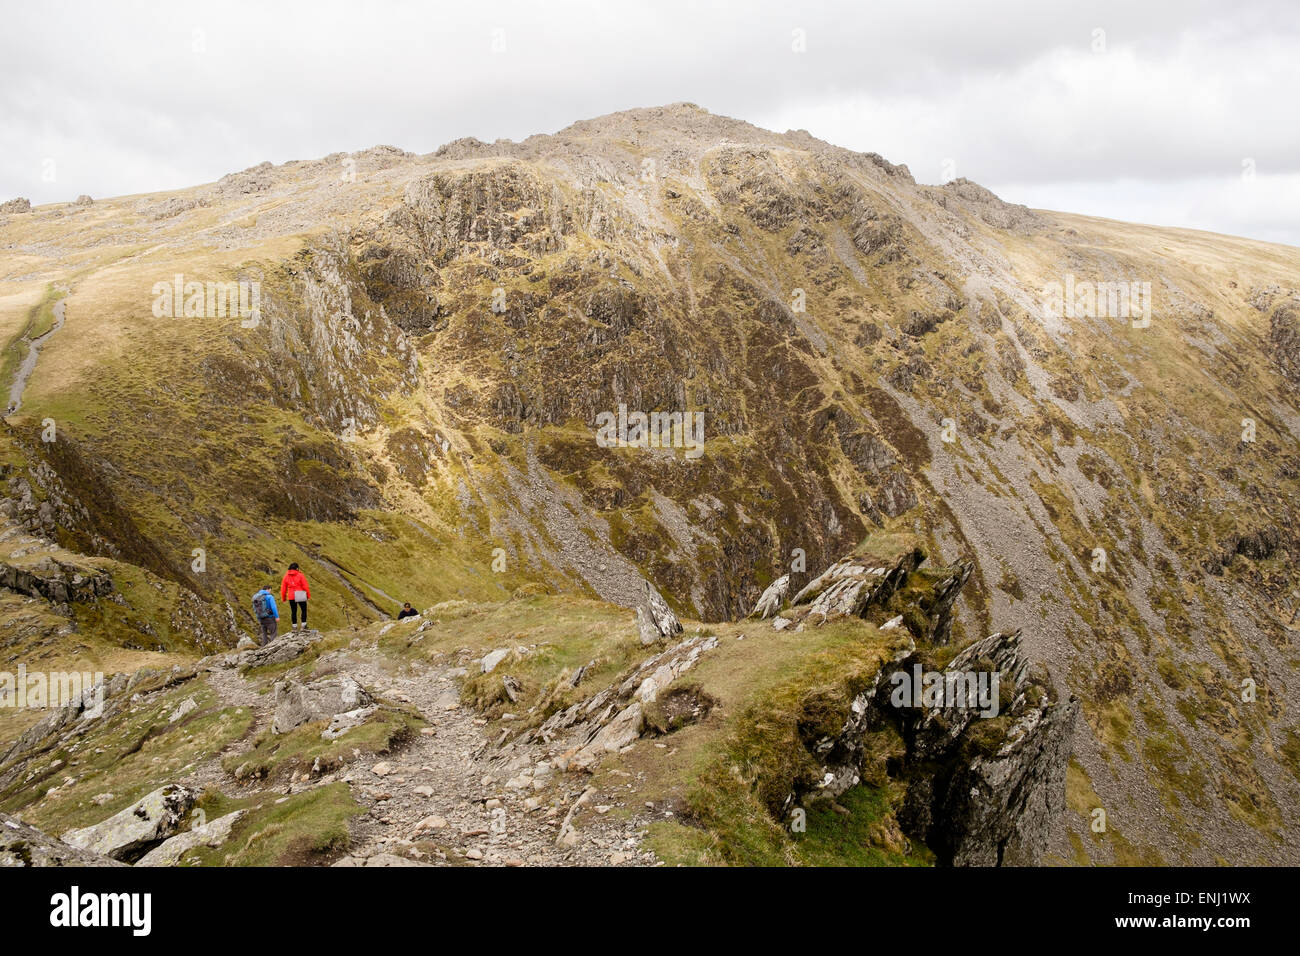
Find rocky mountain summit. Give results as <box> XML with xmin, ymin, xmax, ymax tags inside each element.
<box><xmin>1</xmin><ymin>103</ymin><xmax>1299</xmax><ymax>865</ymax></box>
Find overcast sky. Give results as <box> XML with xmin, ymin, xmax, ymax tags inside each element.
<box><xmin>3</xmin><ymin>0</ymin><xmax>1298</xmax><ymax>245</ymax></box>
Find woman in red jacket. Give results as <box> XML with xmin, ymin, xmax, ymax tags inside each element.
<box><xmin>280</xmin><ymin>563</ymin><xmax>312</xmax><ymax>631</ymax></box>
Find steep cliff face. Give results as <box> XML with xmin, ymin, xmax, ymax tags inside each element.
<box><xmin>753</xmin><ymin>547</ymin><xmax>1076</xmax><ymax>866</ymax></box>
<box><xmin>1</xmin><ymin>104</ymin><xmax>1298</xmax><ymax>865</ymax></box>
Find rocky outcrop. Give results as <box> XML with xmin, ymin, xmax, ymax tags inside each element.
<box><xmin>136</xmin><ymin>809</ymin><xmax>244</xmax><ymax>867</ymax></box>
<box><xmin>0</xmin><ymin>665</ymin><xmax>191</xmax><ymax>787</ymax></box>
<box><xmin>0</xmin><ymin>198</ymin><xmax>31</xmax><ymax>214</ymax></box>
<box><xmin>0</xmin><ymin>672</ymin><xmax>123</xmax><ymax>769</ymax></box>
<box><xmin>909</xmin><ymin>560</ymin><xmax>972</xmax><ymax>645</ymax></box>
<box><xmin>1269</xmin><ymin>301</ymin><xmax>1300</xmax><ymax>387</ymax></box>
<box><xmin>232</xmin><ymin>630</ymin><xmax>321</xmax><ymax>671</ymax></box>
<box><xmin>922</xmin><ymin>675</ymin><xmax>1079</xmax><ymax>866</ymax></box>
<box><xmin>217</xmin><ymin>161</ymin><xmax>274</xmax><ymax>196</ymax></box>
<box><xmin>786</xmin><ymin>548</ymin><xmax>923</xmax><ymax>625</ymax></box>
<box><xmin>322</xmin><ymin>705</ymin><xmax>381</xmax><ymax>740</ymax></box>
<box><xmin>636</xmin><ymin>582</ymin><xmax>683</xmax><ymax>645</ymax></box>
<box><xmin>272</xmin><ymin>676</ymin><xmax>373</xmax><ymax>734</ymax></box>
<box><xmin>750</xmin><ymin>574</ymin><xmax>789</xmax><ymax>618</ymax></box>
<box><xmin>931</xmin><ymin>178</ymin><xmax>1042</xmax><ymax>232</ymax></box>
<box><xmin>528</xmin><ymin>631</ymin><xmax>718</xmax><ymax>770</ymax></box>
<box><xmin>61</xmin><ymin>784</ymin><xmax>196</xmax><ymax>862</ymax></box>
<box><xmin>0</xmin><ymin>558</ymin><xmax>114</xmax><ymax>605</ymax></box>
<box><xmin>1</xmin><ymin>813</ymin><xmax>126</xmax><ymax>866</ymax></box>
<box><xmin>778</xmin><ymin>551</ymin><xmax>1077</xmax><ymax>866</ymax></box>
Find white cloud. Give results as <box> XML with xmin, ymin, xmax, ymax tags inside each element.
<box><xmin>1</xmin><ymin>0</ymin><xmax>1296</xmax><ymax>245</ymax></box>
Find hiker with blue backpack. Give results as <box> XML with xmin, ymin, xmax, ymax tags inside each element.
<box><xmin>253</xmin><ymin>585</ymin><xmax>279</xmax><ymax>645</ymax></box>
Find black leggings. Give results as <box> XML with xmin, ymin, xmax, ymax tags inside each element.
<box><xmin>289</xmin><ymin>600</ymin><xmax>307</xmax><ymax>624</ymax></box>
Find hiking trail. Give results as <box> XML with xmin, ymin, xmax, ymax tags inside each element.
<box><xmin>184</xmin><ymin>628</ymin><xmax>659</xmax><ymax>867</ymax></box>
<box><xmin>7</xmin><ymin>298</ymin><xmax>66</xmax><ymax>415</ymax></box>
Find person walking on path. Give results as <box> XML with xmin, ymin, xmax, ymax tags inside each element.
<box><xmin>253</xmin><ymin>585</ymin><xmax>279</xmax><ymax>645</ymax></box>
<box><xmin>281</xmin><ymin>562</ymin><xmax>312</xmax><ymax>631</ymax></box>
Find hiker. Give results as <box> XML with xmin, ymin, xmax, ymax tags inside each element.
<box><xmin>253</xmin><ymin>585</ymin><xmax>279</xmax><ymax>645</ymax></box>
<box><xmin>280</xmin><ymin>562</ymin><xmax>311</xmax><ymax>631</ymax></box>
<box><xmin>397</xmin><ymin>602</ymin><xmax>418</xmax><ymax>619</ymax></box>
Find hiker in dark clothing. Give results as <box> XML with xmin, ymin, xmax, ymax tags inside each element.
<box><xmin>253</xmin><ymin>585</ymin><xmax>279</xmax><ymax>645</ymax></box>
<box><xmin>397</xmin><ymin>602</ymin><xmax>418</xmax><ymax>619</ymax></box>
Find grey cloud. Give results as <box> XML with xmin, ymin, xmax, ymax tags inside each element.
<box><xmin>1</xmin><ymin>0</ymin><xmax>1296</xmax><ymax>244</ymax></box>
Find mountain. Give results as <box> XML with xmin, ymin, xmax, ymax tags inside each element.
<box><xmin>1</xmin><ymin>103</ymin><xmax>1297</xmax><ymax>866</ymax></box>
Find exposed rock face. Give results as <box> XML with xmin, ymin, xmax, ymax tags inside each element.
<box><xmin>0</xmin><ymin>198</ymin><xmax>31</xmax><ymax>214</ymax></box>
<box><xmin>1269</xmin><ymin>302</ymin><xmax>1300</xmax><ymax>387</ymax></box>
<box><xmin>1</xmin><ymin>813</ymin><xmax>126</xmax><ymax>866</ymax></box>
<box><xmin>0</xmin><ymin>665</ymin><xmax>193</xmax><ymax>795</ymax></box>
<box><xmin>0</xmin><ymin>672</ymin><xmax>123</xmax><ymax>768</ymax></box>
<box><xmin>877</xmin><ymin>628</ymin><xmax>1080</xmax><ymax>865</ymax></box>
<box><xmin>926</xmin><ymin>680</ymin><xmax>1079</xmax><ymax>866</ymax></box>
<box><xmin>272</xmin><ymin>676</ymin><xmax>373</xmax><ymax>734</ymax></box>
<box><xmin>909</xmin><ymin>560</ymin><xmax>972</xmax><ymax>645</ymax></box>
<box><xmin>909</xmin><ymin>630</ymin><xmax>1027</xmax><ymax>757</ymax></box>
<box><xmin>217</xmin><ymin>161</ymin><xmax>274</xmax><ymax>196</ymax></box>
<box><xmin>931</xmin><ymin>178</ymin><xmax>1042</xmax><ymax>231</ymax></box>
<box><xmin>778</xmin><ymin>551</ymin><xmax>1077</xmax><ymax>866</ymax></box>
<box><xmin>61</xmin><ymin>784</ymin><xmax>196</xmax><ymax>862</ymax></box>
<box><xmin>3</xmin><ymin>103</ymin><xmax>1298</xmax><ymax>863</ymax></box>
<box><xmin>0</xmin><ymin>558</ymin><xmax>114</xmax><ymax>604</ymax></box>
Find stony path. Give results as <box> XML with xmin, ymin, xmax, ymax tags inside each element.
<box><xmin>327</xmin><ymin>646</ymin><xmax>655</xmax><ymax>866</ymax></box>
<box><xmin>194</xmin><ymin>632</ymin><xmax>657</xmax><ymax>867</ymax></box>
<box><xmin>7</xmin><ymin>297</ymin><xmax>66</xmax><ymax>415</ymax></box>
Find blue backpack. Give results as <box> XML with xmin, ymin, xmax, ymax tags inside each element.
<box><xmin>253</xmin><ymin>591</ymin><xmax>273</xmax><ymax>619</ymax></box>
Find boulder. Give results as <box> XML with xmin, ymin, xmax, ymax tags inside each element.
<box><xmin>136</xmin><ymin>810</ymin><xmax>244</xmax><ymax>867</ymax></box>
<box><xmin>413</xmin><ymin>814</ymin><xmax>448</xmax><ymax>833</ymax></box>
<box><xmin>60</xmin><ymin>784</ymin><xmax>196</xmax><ymax>861</ymax></box>
<box><xmin>272</xmin><ymin>677</ymin><xmax>372</xmax><ymax>734</ymax></box>
<box><xmin>168</xmin><ymin>696</ymin><xmax>197</xmax><ymax>723</ymax></box>
<box><xmin>235</xmin><ymin>630</ymin><xmax>320</xmax><ymax>671</ymax></box>
<box><xmin>750</xmin><ymin>574</ymin><xmax>789</xmax><ymax>618</ymax></box>
<box><xmin>635</xmin><ymin>606</ymin><xmax>660</xmax><ymax>645</ymax></box>
<box><xmin>637</xmin><ymin>581</ymin><xmax>682</xmax><ymax>645</ymax></box>
<box><xmin>1</xmin><ymin>813</ymin><xmax>125</xmax><ymax>867</ymax></box>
